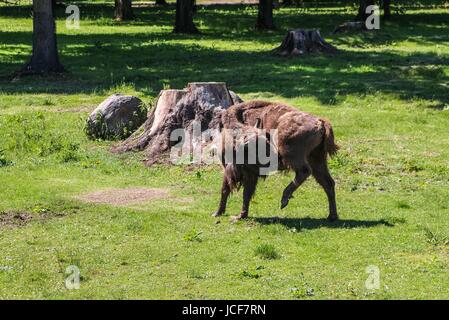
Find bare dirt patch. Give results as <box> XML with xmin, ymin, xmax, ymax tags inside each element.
<box><xmin>0</xmin><ymin>211</ymin><xmax>33</xmax><ymax>228</ymax></box>
<box><xmin>76</xmin><ymin>188</ymin><xmax>172</xmax><ymax>206</ymax></box>
<box><xmin>0</xmin><ymin>209</ymin><xmax>67</xmax><ymax>229</ymax></box>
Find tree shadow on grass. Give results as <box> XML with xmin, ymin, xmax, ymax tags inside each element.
<box><xmin>0</xmin><ymin>4</ymin><xmax>448</xmax><ymax>106</ymax></box>
<box><xmin>253</xmin><ymin>216</ymin><xmax>395</xmax><ymax>230</ymax></box>
<box><xmin>1</xmin><ymin>33</ymin><xmax>447</xmax><ymax>106</ymax></box>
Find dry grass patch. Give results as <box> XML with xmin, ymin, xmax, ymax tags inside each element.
<box><xmin>76</xmin><ymin>187</ymin><xmax>173</xmax><ymax>206</ymax></box>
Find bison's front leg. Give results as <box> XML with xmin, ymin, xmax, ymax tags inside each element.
<box><xmin>213</xmin><ymin>164</ymin><xmax>237</xmax><ymax>217</ymax></box>
<box><xmin>231</xmin><ymin>174</ymin><xmax>258</xmax><ymax>221</ymax></box>
<box><xmin>212</xmin><ymin>170</ymin><xmax>232</xmax><ymax>217</ymax></box>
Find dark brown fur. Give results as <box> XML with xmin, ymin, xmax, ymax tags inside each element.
<box><xmin>213</xmin><ymin>100</ymin><xmax>339</xmax><ymax>221</ymax></box>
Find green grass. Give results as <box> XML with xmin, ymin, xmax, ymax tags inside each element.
<box><xmin>254</xmin><ymin>244</ymin><xmax>280</xmax><ymax>260</ymax></box>
<box><xmin>0</xmin><ymin>3</ymin><xmax>448</xmax><ymax>299</ymax></box>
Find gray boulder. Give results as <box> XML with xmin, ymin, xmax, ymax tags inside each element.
<box><xmin>86</xmin><ymin>94</ymin><xmax>147</xmax><ymax>140</ymax></box>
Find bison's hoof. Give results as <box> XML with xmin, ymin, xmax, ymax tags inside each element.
<box><xmin>212</xmin><ymin>211</ymin><xmax>222</xmax><ymax>217</ymax></box>
<box><xmin>230</xmin><ymin>216</ymin><xmax>240</xmax><ymax>222</ymax></box>
<box><xmin>231</xmin><ymin>213</ymin><xmax>248</xmax><ymax>222</ymax></box>
<box><xmin>280</xmin><ymin>198</ymin><xmax>289</xmax><ymax>209</ymax></box>
<box><xmin>327</xmin><ymin>214</ymin><xmax>339</xmax><ymax>222</ymax></box>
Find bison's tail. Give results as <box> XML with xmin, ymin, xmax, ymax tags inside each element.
<box><xmin>321</xmin><ymin>119</ymin><xmax>339</xmax><ymax>158</ymax></box>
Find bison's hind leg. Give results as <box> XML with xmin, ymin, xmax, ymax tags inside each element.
<box><xmin>308</xmin><ymin>149</ymin><xmax>338</xmax><ymax>221</ymax></box>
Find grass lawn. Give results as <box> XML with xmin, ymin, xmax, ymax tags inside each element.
<box><xmin>0</xmin><ymin>3</ymin><xmax>448</xmax><ymax>299</ymax></box>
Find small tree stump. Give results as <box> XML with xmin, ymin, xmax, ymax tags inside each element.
<box><xmin>112</xmin><ymin>82</ymin><xmax>242</xmax><ymax>166</ymax></box>
<box><xmin>272</xmin><ymin>29</ymin><xmax>338</xmax><ymax>57</ymax></box>
<box><xmin>332</xmin><ymin>21</ymin><xmax>366</xmax><ymax>34</ymax></box>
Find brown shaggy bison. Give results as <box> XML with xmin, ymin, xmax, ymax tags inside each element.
<box><xmin>213</xmin><ymin>100</ymin><xmax>339</xmax><ymax>221</ymax></box>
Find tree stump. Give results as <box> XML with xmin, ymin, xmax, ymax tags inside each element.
<box><xmin>112</xmin><ymin>82</ymin><xmax>242</xmax><ymax>166</ymax></box>
<box><xmin>332</xmin><ymin>21</ymin><xmax>366</xmax><ymax>34</ymax></box>
<box><xmin>272</xmin><ymin>29</ymin><xmax>338</xmax><ymax>57</ymax></box>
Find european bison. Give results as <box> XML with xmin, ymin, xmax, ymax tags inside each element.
<box><xmin>213</xmin><ymin>100</ymin><xmax>339</xmax><ymax>221</ymax></box>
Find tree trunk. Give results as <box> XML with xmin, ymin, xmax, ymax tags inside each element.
<box><xmin>21</xmin><ymin>0</ymin><xmax>63</xmax><ymax>75</ymax></box>
<box><xmin>112</xmin><ymin>82</ymin><xmax>241</xmax><ymax>166</ymax></box>
<box><xmin>174</xmin><ymin>0</ymin><xmax>198</xmax><ymax>34</ymax></box>
<box><xmin>155</xmin><ymin>0</ymin><xmax>168</xmax><ymax>5</ymax></box>
<box><xmin>356</xmin><ymin>0</ymin><xmax>375</xmax><ymax>22</ymax></box>
<box><xmin>52</xmin><ymin>0</ymin><xmax>56</xmax><ymax>16</ymax></box>
<box><xmin>256</xmin><ymin>0</ymin><xmax>275</xmax><ymax>30</ymax></box>
<box><xmin>114</xmin><ymin>0</ymin><xmax>134</xmax><ymax>21</ymax></box>
<box><xmin>383</xmin><ymin>0</ymin><xmax>391</xmax><ymax>20</ymax></box>
<box><xmin>272</xmin><ymin>29</ymin><xmax>338</xmax><ymax>57</ymax></box>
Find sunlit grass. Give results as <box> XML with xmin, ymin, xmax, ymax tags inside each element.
<box><xmin>0</xmin><ymin>3</ymin><xmax>448</xmax><ymax>299</ymax></box>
